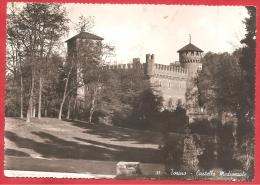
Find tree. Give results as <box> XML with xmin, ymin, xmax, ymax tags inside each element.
<box><xmin>74</xmin><ymin>15</ymin><xmax>95</xmax><ymax>33</ymax></box>
<box><xmin>160</xmin><ymin>105</ymin><xmax>191</xmax><ymax>175</ymax></box>
<box><xmin>130</xmin><ymin>85</ymin><xmax>164</xmax><ymax>129</ymax></box>
<box><xmin>7</xmin><ymin>4</ymin><xmax>25</xmax><ymax>118</ymax></box>
<box><xmin>43</xmin><ymin>54</ymin><xmax>65</xmax><ymax>117</ymax></box>
<box><xmin>58</xmin><ymin>15</ymin><xmax>114</xmax><ymax>121</ymax></box>
<box><xmin>197</xmin><ymin>52</ymin><xmax>243</xmax><ymax>123</ymax></box>
<box><xmin>234</xmin><ymin>7</ymin><xmax>256</xmax><ymax>180</ymax></box>
<box><xmin>58</xmin><ymin>58</ymin><xmax>78</xmax><ymax>120</ymax></box>
<box><xmin>93</xmin><ymin>66</ymin><xmax>148</xmax><ymax>126</ymax></box>
<box><xmin>237</xmin><ymin>6</ymin><xmax>256</xmax><ymax>142</ymax></box>
<box><xmin>240</xmin><ymin>6</ymin><xmax>256</xmax><ymax>107</ymax></box>
<box><xmin>195</xmin><ymin>48</ymin><xmax>255</xmax><ymax>175</ymax></box>
<box><xmin>7</xmin><ymin>3</ymin><xmax>69</xmax><ymax>122</ymax></box>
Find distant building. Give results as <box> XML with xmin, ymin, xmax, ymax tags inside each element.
<box><xmin>66</xmin><ymin>32</ymin><xmax>205</xmax><ymax>121</ymax></box>
<box><xmin>66</xmin><ymin>31</ymin><xmax>103</xmax><ymax>100</ymax></box>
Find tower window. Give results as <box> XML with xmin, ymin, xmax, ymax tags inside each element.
<box><xmin>169</xmin><ymin>82</ymin><xmax>171</xmax><ymax>88</ymax></box>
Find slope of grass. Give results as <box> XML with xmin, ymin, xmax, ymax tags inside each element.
<box><xmin>5</xmin><ymin>117</ymin><xmax>164</xmax><ymax>163</ymax></box>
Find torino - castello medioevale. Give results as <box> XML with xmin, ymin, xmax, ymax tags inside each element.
<box><xmin>66</xmin><ymin>32</ymin><xmax>204</xmax><ymax>117</ymax></box>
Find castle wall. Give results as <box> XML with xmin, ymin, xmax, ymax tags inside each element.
<box><xmin>102</xmin><ymin>50</ymin><xmax>203</xmax><ymax>113</ymax></box>
<box><xmin>66</xmin><ymin>32</ymin><xmax>205</xmax><ymax>121</ymax></box>
<box><xmin>150</xmin><ymin>76</ymin><xmax>187</xmax><ymax>106</ymax></box>
<box><xmin>150</xmin><ymin>63</ymin><xmax>188</xmax><ymax>107</ymax></box>
<box><xmin>103</xmin><ymin>55</ymin><xmax>189</xmax><ymax>108</ymax></box>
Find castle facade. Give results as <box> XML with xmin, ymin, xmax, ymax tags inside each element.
<box><xmin>66</xmin><ymin>32</ymin><xmax>204</xmax><ymax>117</ymax></box>
<box><xmin>105</xmin><ymin>42</ymin><xmax>203</xmax><ymax>111</ymax></box>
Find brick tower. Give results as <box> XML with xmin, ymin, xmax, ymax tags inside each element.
<box><xmin>177</xmin><ymin>36</ymin><xmax>203</xmax><ymax>79</ymax></box>
<box><xmin>177</xmin><ymin>36</ymin><xmax>204</xmax><ymax>120</ymax></box>
<box><xmin>65</xmin><ymin>31</ymin><xmax>104</xmax><ymax>118</ymax></box>
<box><xmin>65</xmin><ymin>31</ymin><xmax>104</xmax><ymax>100</ymax></box>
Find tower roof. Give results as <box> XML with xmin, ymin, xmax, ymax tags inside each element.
<box><xmin>177</xmin><ymin>43</ymin><xmax>203</xmax><ymax>53</ymax></box>
<box><xmin>65</xmin><ymin>31</ymin><xmax>104</xmax><ymax>42</ymax></box>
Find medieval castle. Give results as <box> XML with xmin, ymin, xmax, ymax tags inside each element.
<box><xmin>66</xmin><ymin>32</ymin><xmax>205</xmax><ymax>119</ymax></box>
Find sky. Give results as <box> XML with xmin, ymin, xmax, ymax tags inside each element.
<box><xmin>64</xmin><ymin>4</ymin><xmax>248</xmax><ymax>65</ymax></box>
<box><xmin>9</xmin><ymin>3</ymin><xmax>248</xmax><ymax>65</ymax></box>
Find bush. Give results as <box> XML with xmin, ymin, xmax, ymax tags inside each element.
<box><xmin>198</xmin><ymin>139</ymin><xmax>217</xmax><ymax>170</ymax></box>
<box><xmin>161</xmin><ymin>133</ymin><xmax>184</xmax><ymax>173</ymax></box>
<box><xmin>217</xmin><ymin>122</ymin><xmax>242</xmax><ymax>170</ymax></box>
<box><xmin>189</xmin><ymin>119</ymin><xmax>221</xmax><ymax>135</ymax></box>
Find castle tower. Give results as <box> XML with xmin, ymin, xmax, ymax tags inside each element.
<box><xmin>65</xmin><ymin>31</ymin><xmax>104</xmax><ymax>118</ymax></box>
<box><xmin>177</xmin><ymin>37</ymin><xmax>203</xmax><ymax>78</ymax></box>
<box><xmin>178</xmin><ymin>37</ymin><xmax>204</xmax><ymax>121</ymax></box>
<box><xmin>66</xmin><ymin>31</ymin><xmax>104</xmax><ymax>60</ymax></box>
<box><xmin>145</xmin><ymin>54</ymin><xmax>155</xmax><ymax>77</ymax></box>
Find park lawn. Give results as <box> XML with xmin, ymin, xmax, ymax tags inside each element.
<box><xmin>4</xmin><ymin>117</ymin><xmax>164</xmax><ymax>163</ymax></box>
<box><xmin>4</xmin><ymin>117</ymin><xmax>244</xmax><ymax>181</ymax></box>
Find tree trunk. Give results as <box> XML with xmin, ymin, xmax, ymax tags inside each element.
<box><xmin>20</xmin><ymin>74</ymin><xmax>23</xmax><ymax>119</ymax></box>
<box><xmin>44</xmin><ymin>100</ymin><xmax>48</xmax><ymax>117</ymax></box>
<box><xmin>58</xmin><ymin>99</ymin><xmax>65</xmax><ymax>120</ymax></box>
<box><xmin>72</xmin><ymin>97</ymin><xmax>77</xmax><ymax>121</ymax></box>
<box><xmin>45</xmin><ymin>109</ymin><xmax>47</xmax><ymax>117</ymax></box>
<box><xmin>26</xmin><ymin>68</ymin><xmax>35</xmax><ymax>123</ymax></box>
<box><xmin>58</xmin><ymin>77</ymin><xmax>69</xmax><ymax>120</ymax></box>
<box><xmin>32</xmin><ymin>103</ymin><xmax>36</xmax><ymax>118</ymax></box>
<box><xmin>66</xmin><ymin>97</ymin><xmax>72</xmax><ymax>119</ymax></box>
<box><xmin>218</xmin><ymin>110</ymin><xmax>224</xmax><ymax>125</ymax></box>
<box><xmin>38</xmin><ymin>74</ymin><xmax>42</xmax><ymax>119</ymax></box>
<box><xmin>88</xmin><ymin>87</ymin><xmax>98</xmax><ymax>124</ymax></box>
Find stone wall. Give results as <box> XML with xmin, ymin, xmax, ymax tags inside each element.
<box><xmin>105</xmin><ymin>55</ymin><xmax>189</xmax><ymax>108</ymax></box>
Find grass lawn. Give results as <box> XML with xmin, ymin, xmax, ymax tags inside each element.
<box><xmin>4</xmin><ymin>117</ymin><xmax>247</xmax><ymax>181</ymax></box>
<box><xmin>4</xmin><ymin>117</ymin><xmax>164</xmax><ymax>163</ymax></box>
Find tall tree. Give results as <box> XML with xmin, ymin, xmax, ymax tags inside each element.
<box><xmin>233</xmin><ymin>7</ymin><xmax>256</xmax><ymax>178</ymax></box>
<box><xmin>90</xmin><ymin>65</ymin><xmax>149</xmax><ymax>126</ymax></box>
<box><xmin>80</xmin><ymin>42</ymin><xmax>114</xmax><ymax>123</ymax></box>
<box><xmin>58</xmin><ymin>15</ymin><xmax>101</xmax><ymax>121</ymax></box>
<box><xmin>237</xmin><ymin>6</ymin><xmax>256</xmax><ymax>141</ymax></box>
<box><xmin>197</xmin><ymin>52</ymin><xmax>243</xmax><ymax>122</ymax></box>
<box><xmin>7</xmin><ymin>3</ymin><xmax>68</xmax><ymax>122</ymax></box>
<box><xmin>240</xmin><ymin>6</ymin><xmax>256</xmax><ymax>106</ymax></box>
<box><xmin>7</xmin><ymin>4</ymin><xmax>25</xmax><ymax>118</ymax></box>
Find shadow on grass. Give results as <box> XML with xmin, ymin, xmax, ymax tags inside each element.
<box><xmin>5</xmin><ymin>131</ymin><xmax>163</xmax><ymax>163</ymax></box>
<box><xmin>65</xmin><ymin>119</ymin><xmax>162</xmax><ymax>145</ymax></box>
<box><xmin>5</xmin><ymin>148</ymin><xmax>30</xmax><ymax>157</ymax></box>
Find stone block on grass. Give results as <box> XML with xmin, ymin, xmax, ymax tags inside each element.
<box><xmin>116</xmin><ymin>162</ymin><xmax>142</xmax><ymax>176</ymax></box>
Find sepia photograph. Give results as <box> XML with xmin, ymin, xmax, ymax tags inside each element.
<box><xmin>4</xmin><ymin>3</ymin><xmax>256</xmax><ymax>181</ymax></box>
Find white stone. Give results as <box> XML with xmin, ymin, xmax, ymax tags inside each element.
<box><xmin>116</xmin><ymin>161</ymin><xmax>142</xmax><ymax>176</ymax></box>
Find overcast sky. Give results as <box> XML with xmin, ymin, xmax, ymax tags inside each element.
<box><xmin>64</xmin><ymin>4</ymin><xmax>248</xmax><ymax>64</ymax></box>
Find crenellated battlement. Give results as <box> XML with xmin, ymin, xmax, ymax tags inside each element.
<box><xmin>104</xmin><ymin>63</ymin><xmax>145</xmax><ymax>70</ymax></box>
<box><xmin>104</xmin><ymin>55</ymin><xmax>189</xmax><ymax>80</ymax></box>
<box><xmin>104</xmin><ymin>62</ymin><xmax>188</xmax><ymax>80</ymax></box>
<box><xmin>154</xmin><ymin>63</ymin><xmax>188</xmax><ymax>74</ymax></box>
